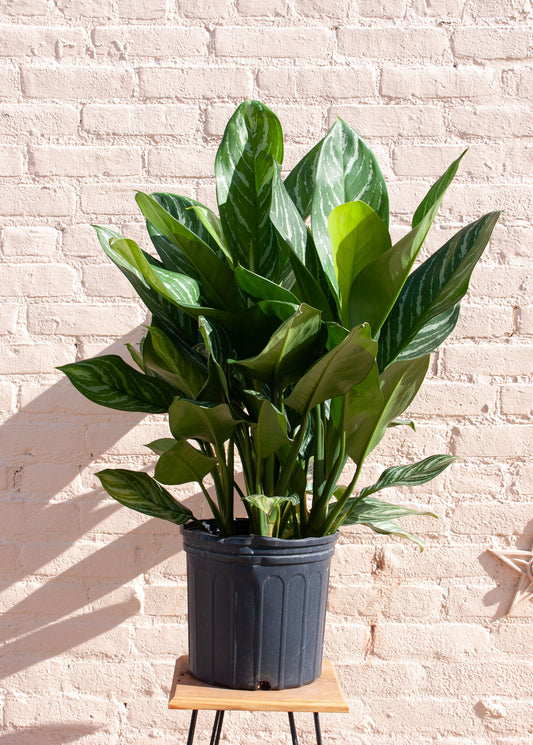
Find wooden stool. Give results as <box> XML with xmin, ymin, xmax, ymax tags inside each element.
<box><xmin>169</xmin><ymin>656</ymin><xmax>348</xmax><ymax>745</ymax></box>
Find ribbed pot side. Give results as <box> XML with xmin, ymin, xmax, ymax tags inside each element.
<box><xmin>181</xmin><ymin>520</ymin><xmax>338</xmax><ymax>691</ymax></box>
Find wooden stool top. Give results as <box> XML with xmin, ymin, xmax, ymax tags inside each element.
<box><xmin>168</xmin><ymin>656</ymin><xmax>349</xmax><ymax>713</ymax></box>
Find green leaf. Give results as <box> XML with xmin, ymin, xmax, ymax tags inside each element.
<box><xmin>168</xmin><ymin>399</ymin><xmax>241</xmax><ymax>446</ymax></box>
<box><xmin>412</xmin><ymin>150</ymin><xmax>466</xmax><ymax>228</ymax></box>
<box><xmin>270</xmin><ymin>161</ymin><xmax>308</xmax><ymax>264</ymax></box>
<box><xmin>346</xmin><ymin>355</ymin><xmax>430</xmax><ymax>466</ymax></box>
<box><xmin>244</xmin><ymin>494</ymin><xmax>299</xmax><ymax>536</ymax></box>
<box><xmin>347</xmin><ymin>152</ymin><xmax>466</xmax><ymax>336</ymax></box>
<box><xmin>58</xmin><ymin>355</ymin><xmax>176</xmax><ymax>413</ymax></box>
<box><xmin>359</xmin><ymin>454</ymin><xmax>459</xmax><ymax>499</ymax></box>
<box><xmin>187</xmin><ymin>203</ymin><xmax>233</xmax><ymax>263</ymax></box>
<box><xmin>215</xmin><ymin>100</ymin><xmax>285</xmax><ymax>281</ymax></box>
<box><xmin>232</xmin><ymin>304</ymin><xmax>323</xmax><ymax>392</ymax></box>
<box><xmin>285</xmin><ymin>323</ymin><xmax>377</xmax><ymax>415</ymax></box>
<box><xmin>311</xmin><ymin>119</ymin><xmax>390</xmax><ymax>291</ymax></box>
<box><xmin>146</xmin><ymin>325</ymin><xmax>206</xmax><ymax>399</ymax></box>
<box><xmin>145</xmin><ymin>438</ymin><xmax>176</xmax><ymax>455</ymax></box>
<box><xmin>154</xmin><ymin>439</ymin><xmax>218</xmax><ymax>485</ymax></box>
<box><xmin>378</xmin><ymin>211</ymin><xmax>500</xmax><ymax>369</ymax></box>
<box><xmin>235</xmin><ymin>264</ymin><xmax>299</xmax><ymax>305</ymax></box>
<box><xmin>340</xmin><ymin>495</ymin><xmax>434</xmax><ymax>549</ymax></box>
<box><xmin>253</xmin><ymin>399</ymin><xmax>291</xmax><ymax>461</ymax></box>
<box><xmin>284</xmin><ymin>138</ymin><xmax>324</xmax><ymax>219</ymax></box>
<box><xmin>97</xmin><ymin>469</ymin><xmax>195</xmax><ymax>525</ymax></box>
<box><xmin>136</xmin><ymin>192</ymin><xmax>240</xmax><ymax>312</ymax></box>
<box><xmin>328</xmin><ymin>201</ymin><xmax>391</xmax><ymax>328</ymax></box>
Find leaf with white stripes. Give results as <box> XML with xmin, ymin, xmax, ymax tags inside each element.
<box><xmin>359</xmin><ymin>454</ymin><xmax>459</xmax><ymax>499</ymax></box>
<box><xmin>215</xmin><ymin>100</ymin><xmax>285</xmax><ymax>281</ymax></box>
<box><xmin>339</xmin><ymin>495</ymin><xmax>435</xmax><ymax>548</ymax></box>
<box><xmin>378</xmin><ymin>211</ymin><xmax>500</xmax><ymax>370</ymax></box>
<box><xmin>58</xmin><ymin>355</ymin><xmax>176</xmax><ymax>413</ymax></box>
<box><xmin>270</xmin><ymin>161</ymin><xmax>307</xmax><ymax>264</ymax></box>
<box><xmin>96</xmin><ymin>469</ymin><xmax>196</xmax><ymax>526</ymax></box>
<box><xmin>284</xmin><ymin>138</ymin><xmax>324</xmax><ymax>218</ymax></box>
<box><xmin>310</xmin><ymin>119</ymin><xmax>389</xmax><ymax>291</ymax></box>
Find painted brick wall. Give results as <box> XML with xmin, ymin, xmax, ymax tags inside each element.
<box><xmin>0</xmin><ymin>1</ymin><xmax>531</xmax><ymax>743</ymax></box>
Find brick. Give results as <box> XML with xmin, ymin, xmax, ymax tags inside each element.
<box><xmin>373</xmin><ymin>622</ymin><xmax>492</xmax><ymax>661</ymax></box>
<box><xmin>424</xmin><ymin>0</ymin><xmax>464</xmax><ymax>15</ymax></box>
<box><xmin>0</xmin><ymin>104</ymin><xmax>79</xmax><ymax>135</ymax></box>
<box><xmin>0</xmin><ymin>423</ymin><xmax>85</xmax><ymax>458</ymax></box>
<box><xmin>0</xmin><ymin>185</ymin><xmax>75</xmax><ymax>217</ymax></box>
<box><xmin>237</xmin><ymin>0</ymin><xmax>287</xmax><ymax>15</ymax></box>
<box><xmin>67</xmin><ymin>660</ymin><xmax>156</xmax><ymax>695</ymax></box>
<box><xmin>367</xmin><ymin>697</ymin><xmax>476</xmax><ymax>733</ymax></box>
<box><xmin>330</xmin><ymin>105</ymin><xmax>445</xmax><ymax>137</ymax></box>
<box><xmin>82</xmin><ymin>103</ymin><xmax>198</xmax><ymax>136</ymax></box>
<box><xmin>357</xmin><ymin>0</ymin><xmax>407</xmax><ymax>15</ymax></box>
<box><xmin>453</xmin><ymin>28</ymin><xmax>532</xmax><ymax>60</ymax></box>
<box><xmin>453</xmin><ymin>424</ymin><xmax>533</xmax><ymax>458</ymax></box>
<box><xmin>178</xmin><ymin>0</ymin><xmax>231</xmax><ymax>17</ymax></box>
<box><xmin>507</xmin><ymin>68</ymin><xmax>533</xmax><ymax>100</ymax></box>
<box><xmin>134</xmin><ymin>623</ymin><xmax>188</xmax><ymax>656</ymax></box>
<box><xmin>0</xmin><ymin>64</ymin><xmax>18</xmax><ymax>97</ymax></box>
<box><xmin>294</xmin><ymin>0</ymin><xmax>349</xmax><ymax>16</ymax></box>
<box><xmin>144</xmin><ymin>584</ymin><xmax>183</xmax><ymax>615</ymax></box>
<box><xmin>0</xmin><ymin>25</ymin><xmax>86</xmax><ymax>58</ymax></box>
<box><xmin>61</xmin><ymin>224</ymin><xmax>102</xmax><ymax>259</ymax></box>
<box><xmin>257</xmin><ymin>66</ymin><xmax>377</xmax><ymax>98</ymax></box>
<box><xmin>92</xmin><ymin>26</ymin><xmax>209</xmax><ymax>59</ymax></box>
<box><xmin>138</xmin><ymin>66</ymin><xmax>253</xmax><ymax>98</ymax></box>
<box><xmin>1</xmin><ymin>502</ymin><xmax>81</xmax><ymax>539</ymax></box>
<box><xmin>206</xmin><ymin>102</ymin><xmax>323</xmax><ymax>139</ymax></box>
<box><xmin>489</xmin><ymin>225</ymin><xmax>533</xmax><ymax>264</ymax></box>
<box><xmin>214</xmin><ymin>27</ymin><xmax>331</xmax><ymax>58</ymax></box>
<box><xmin>503</xmin><ymin>382</ymin><xmax>533</xmax><ymax>418</ymax></box>
<box><xmin>4</xmin><ymin>694</ymin><xmax>118</xmax><ymax>728</ymax></box>
<box><xmin>408</xmin><ymin>382</ymin><xmax>497</xmax><ymax>417</ymax></box>
<box><xmin>474</xmin><ymin>0</ymin><xmax>532</xmax><ymax>17</ymax></box>
<box><xmin>392</xmin><ymin>143</ymin><xmax>503</xmax><ymax>178</ymax></box>
<box><xmin>0</xmin><ymin>0</ymin><xmax>49</xmax><ymax>14</ymax></box>
<box><xmin>338</xmin><ymin>27</ymin><xmax>451</xmax><ymax>62</ymax></box>
<box><xmin>381</xmin><ymin>66</ymin><xmax>497</xmax><ymax>100</ymax></box>
<box><xmin>85</xmin><ymin>421</ymin><xmax>169</xmax><ymax>456</ymax></box>
<box><xmin>446</xmin><ymin>582</ymin><xmax>532</xmax><ymax>619</ymax></box>
<box><xmin>13</xmin><ymin>462</ymin><xmax>80</xmax><ymax>496</ymax></box>
<box><xmin>56</xmin><ymin>0</ymin><xmax>114</xmax><ymax>17</ymax></box>
<box><xmin>21</xmin><ymin>65</ymin><xmax>134</xmax><ymax>99</ymax></box>
<box><xmin>82</xmin><ymin>183</ymin><xmax>174</xmax><ymax>216</ymax></box>
<box><xmin>147</xmin><ymin>146</ymin><xmax>215</xmax><ymax>178</ymax></box>
<box><xmin>518</xmin><ymin>306</ymin><xmax>533</xmax><ymax>335</ymax></box>
<box><xmin>454</xmin><ymin>303</ymin><xmax>514</xmax><ymax>339</ymax></box>
<box><xmin>29</xmin><ymin>146</ymin><xmax>142</xmax><ymax>177</ymax></box>
<box><xmin>449</xmin><ymin>105</ymin><xmax>533</xmax><ymax>137</ymax></box>
<box><xmin>329</xmin><ymin>582</ymin><xmax>444</xmax><ymax>619</ymax></box>
<box><xmin>2</xmin><ymin>226</ymin><xmax>58</xmax><ymax>257</ymax></box>
<box><xmin>0</xmin><ymin>145</ymin><xmax>22</xmax><ymax>175</ymax></box>
<box><xmin>381</xmin><ymin>543</ymin><xmax>490</xmax><ymax>580</ymax></box>
<box><xmin>82</xmin><ymin>264</ymin><xmax>138</xmax><ymax>298</ymax></box>
<box><xmin>452</xmin><ymin>502</ymin><xmax>533</xmax><ymax>535</ymax></box>
<box><xmin>0</xmin><ymin>303</ymin><xmax>18</xmax><ymax>334</ymax></box>
<box><xmin>492</xmin><ymin>623</ymin><xmax>533</xmax><ymax>655</ymax></box>
<box><xmin>0</xmin><ymin>380</ymin><xmax>15</xmax><ymax>413</ymax></box>
<box><xmin>441</xmin><ymin>343</ymin><xmax>533</xmax><ymax>379</ymax></box>
<box><xmin>0</xmin><ymin>264</ymin><xmax>77</xmax><ymax>297</ymax></box>
<box><xmin>468</xmin><ymin>266</ymin><xmax>528</xmax><ymax>300</ymax></box>
<box><xmin>117</xmin><ymin>0</ymin><xmax>167</xmax><ymax>17</ymax></box>
<box><xmin>27</xmin><ymin>303</ymin><xmax>143</xmax><ymax>336</ymax></box>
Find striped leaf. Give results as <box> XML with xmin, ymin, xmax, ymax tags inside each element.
<box><xmin>58</xmin><ymin>355</ymin><xmax>176</xmax><ymax>413</ymax></box>
<box><xmin>310</xmin><ymin>119</ymin><xmax>389</xmax><ymax>291</ymax></box>
<box><xmin>215</xmin><ymin>100</ymin><xmax>285</xmax><ymax>281</ymax></box>
<box><xmin>340</xmin><ymin>496</ymin><xmax>435</xmax><ymax>548</ymax></box>
<box><xmin>253</xmin><ymin>399</ymin><xmax>291</xmax><ymax>462</ymax></box>
<box><xmin>378</xmin><ymin>211</ymin><xmax>500</xmax><ymax>370</ymax></box>
<box><xmin>328</xmin><ymin>201</ymin><xmax>391</xmax><ymax>328</ymax></box>
<box><xmin>284</xmin><ymin>138</ymin><xmax>324</xmax><ymax>218</ymax></box>
<box><xmin>144</xmin><ymin>326</ymin><xmax>206</xmax><ymax>398</ymax></box>
<box><xmin>96</xmin><ymin>469</ymin><xmax>196</xmax><ymax>526</ymax></box>
<box><xmin>346</xmin><ymin>355</ymin><xmax>430</xmax><ymax>466</ymax></box>
<box><xmin>168</xmin><ymin>400</ymin><xmax>241</xmax><ymax>447</ymax></box>
<box><xmin>154</xmin><ymin>439</ymin><xmax>218</xmax><ymax>485</ymax></box>
<box><xmin>285</xmin><ymin>323</ymin><xmax>377</xmax><ymax>415</ymax></box>
<box><xmin>188</xmin><ymin>203</ymin><xmax>233</xmax><ymax>263</ymax></box>
<box><xmin>359</xmin><ymin>454</ymin><xmax>459</xmax><ymax>499</ymax></box>
<box><xmin>346</xmin><ymin>152</ymin><xmax>466</xmax><ymax>336</ymax></box>
<box><xmin>235</xmin><ymin>264</ymin><xmax>299</xmax><ymax>305</ymax></box>
<box><xmin>136</xmin><ymin>192</ymin><xmax>240</xmax><ymax>312</ymax></box>
<box><xmin>270</xmin><ymin>162</ymin><xmax>307</xmax><ymax>264</ymax></box>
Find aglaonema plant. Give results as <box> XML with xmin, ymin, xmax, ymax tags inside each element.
<box><xmin>60</xmin><ymin>100</ymin><xmax>499</xmax><ymax>545</ymax></box>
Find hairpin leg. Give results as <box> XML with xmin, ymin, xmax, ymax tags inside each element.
<box><xmin>313</xmin><ymin>712</ymin><xmax>323</xmax><ymax>745</ymax></box>
<box><xmin>186</xmin><ymin>710</ymin><xmax>198</xmax><ymax>745</ymax></box>
<box><xmin>209</xmin><ymin>710</ymin><xmax>225</xmax><ymax>745</ymax></box>
<box><xmin>288</xmin><ymin>711</ymin><xmax>299</xmax><ymax>745</ymax></box>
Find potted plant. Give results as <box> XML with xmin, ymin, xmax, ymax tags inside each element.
<box><xmin>60</xmin><ymin>100</ymin><xmax>499</xmax><ymax>690</ymax></box>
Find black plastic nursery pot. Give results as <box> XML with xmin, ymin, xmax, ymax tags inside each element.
<box><xmin>181</xmin><ymin>519</ymin><xmax>338</xmax><ymax>691</ymax></box>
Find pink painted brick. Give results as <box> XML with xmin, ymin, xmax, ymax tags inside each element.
<box><xmin>453</xmin><ymin>425</ymin><xmax>533</xmax><ymax>458</ymax></box>
<box><xmin>453</xmin><ymin>27</ymin><xmax>532</xmax><ymax>60</ymax></box>
<box><xmin>0</xmin><ymin>303</ymin><xmax>18</xmax><ymax>334</ymax></box>
<box><xmin>0</xmin><ymin>64</ymin><xmax>18</xmax><ymax>96</ymax></box>
<box><xmin>454</xmin><ymin>303</ymin><xmax>514</xmax><ymax>339</ymax></box>
<box><xmin>367</xmin><ymin>698</ymin><xmax>476</xmax><ymax>733</ymax></box>
<box><xmin>29</xmin><ymin>146</ymin><xmax>142</xmax><ymax>177</ymax></box>
<box><xmin>337</xmin><ymin>27</ymin><xmax>451</xmax><ymax>62</ymax></box>
<box><xmin>424</xmin><ymin>0</ymin><xmax>464</xmax><ymax>15</ymax></box>
<box><xmin>518</xmin><ymin>305</ymin><xmax>533</xmax><ymax>335</ymax></box>
<box><xmin>138</xmin><ymin>66</ymin><xmax>253</xmax><ymax>98</ymax></box>
<box><xmin>449</xmin><ymin>105</ymin><xmax>533</xmax><ymax>137</ymax></box>
<box><xmin>329</xmin><ymin>582</ymin><xmax>444</xmax><ymax>619</ymax></box>
<box><xmin>62</xmin><ymin>224</ymin><xmax>101</xmax><ymax>258</ymax></box>
<box><xmin>408</xmin><ymin>381</ymin><xmax>497</xmax><ymax>417</ymax></box>
<box><xmin>507</xmin><ymin>69</ymin><xmax>533</xmax><ymax>100</ymax></box>
<box><xmin>27</xmin><ymin>303</ymin><xmax>143</xmax><ymax>336</ymax></box>
<box><xmin>0</xmin><ymin>264</ymin><xmax>77</xmax><ymax>297</ymax></box>
<box><xmin>134</xmin><ymin>623</ymin><xmax>189</xmax><ymax>656</ymax></box>
<box><xmin>451</xmin><ymin>502</ymin><xmax>533</xmax><ymax>536</ymax></box>
<box><xmin>330</xmin><ymin>105</ymin><xmax>445</xmax><ymax>137</ymax></box>
<box><xmin>4</xmin><ymin>695</ymin><xmax>117</xmax><ymax>728</ymax></box>
<box><xmin>147</xmin><ymin>146</ymin><xmax>216</xmax><ymax>178</ymax></box>
<box><xmin>0</xmin><ymin>185</ymin><xmax>75</xmax><ymax>216</ymax></box>
<box><xmin>82</xmin><ymin>183</ymin><xmax>193</xmax><ymax>216</ymax></box>
<box><xmin>85</xmin><ymin>421</ymin><xmax>170</xmax><ymax>456</ymax></box>
<box><xmin>392</xmin><ymin>143</ymin><xmax>503</xmax><ymax>178</ymax></box>
<box><xmin>501</xmin><ymin>384</ymin><xmax>533</xmax><ymax>416</ymax></box>
<box><xmin>381</xmin><ymin>66</ymin><xmax>497</xmax><ymax>100</ymax></box>
<box><xmin>143</xmin><ymin>584</ymin><xmax>183</xmax><ymax>615</ymax></box>
<box><xmin>82</xmin><ymin>264</ymin><xmax>138</xmax><ymax>298</ymax></box>
<box><xmin>374</xmin><ymin>622</ymin><xmax>492</xmax><ymax>661</ymax></box>
<box><xmin>257</xmin><ymin>66</ymin><xmax>377</xmax><ymax>99</ymax></box>
<box><xmin>0</xmin><ymin>145</ymin><xmax>22</xmax><ymax>175</ymax></box>
<box><xmin>0</xmin><ymin>380</ymin><xmax>16</xmax><ymax>412</ymax></box>
<box><xmin>92</xmin><ymin>26</ymin><xmax>209</xmax><ymax>59</ymax></box>
<box><xmin>0</xmin><ymin>25</ymin><xmax>86</xmax><ymax>58</ymax></box>
<box><xmin>2</xmin><ymin>226</ymin><xmax>58</xmax><ymax>257</ymax></box>
<box><xmin>179</xmin><ymin>0</ymin><xmax>231</xmax><ymax>17</ymax></box>
<box><xmin>67</xmin><ymin>660</ymin><xmax>155</xmax><ymax>695</ymax></box>
<box><xmin>492</xmin><ymin>623</ymin><xmax>533</xmax><ymax>655</ymax></box>
<box><xmin>0</xmin><ymin>422</ymin><xmax>85</xmax><ymax>458</ymax></box>
<box><xmin>441</xmin><ymin>343</ymin><xmax>533</xmax><ymax>379</ymax></box>
<box><xmin>356</xmin><ymin>0</ymin><xmax>407</xmax><ymax>16</ymax></box>
<box><xmin>56</xmin><ymin>0</ymin><xmax>114</xmax><ymax>18</ymax></box>
<box><xmin>214</xmin><ymin>27</ymin><xmax>331</xmax><ymax>58</ymax></box>
<box><xmin>21</xmin><ymin>65</ymin><xmax>134</xmax><ymax>99</ymax></box>
<box><xmin>206</xmin><ymin>102</ymin><xmax>323</xmax><ymax>139</ymax></box>
<box><xmin>82</xmin><ymin>103</ymin><xmax>198</xmax><ymax>136</ymax></box>
<box><xmin>237</xmin><ymin>0</ymin><xmax>287</xmax><ymax>15</ymax></box>
<box><xmin>468</xmin><ymin>266</ymin><xmax>528</xmax><ymax>300</ymax></box>
<box><xmin>489</xmin><ymin>225</ymin><xmax>533</xmax><ymax>264</ymax></box>
<box><xmin>117</xmin><ymin>0</ymin><xmax>167</xmax><ymax>18</ymax></box>
<box><xmin>0</xmin><ymin>0</ymin><xmax>49</xmax><ymax>14</ymax></box>
<box><xmin>0</xmin><ymin>104</ymin><xmax>79</xmax><ymax>135</ymax></box>
<box><xmin>473</xmin><ymin>0</ymin><xmax>532</xmax><ymax>14</ymax></box>
<box><xmin>294</xmin><ymin>0</ymin><xmax>349</xmax><ymax>16</ymax></box>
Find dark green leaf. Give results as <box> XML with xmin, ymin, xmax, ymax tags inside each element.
<box><xmin>284</xmin><ymin>138</ymin><xmax>324</xmax><ymax>218</ymax></box>
<box><xmin>359</xmin><ymin>454</ymin><xmax>459</xmax><ymax>499</ymax></box>
<box><xmin>235</xmin><ymin>264</ymin><xmax>299</xmax><ymax>305</ymax></box>
<box><xmin>341</xmin><ymin>495</ymin><xmax>434</xmax><ymax>549</ymax></box>
<box><xmin>168</xmin><ymin>399</ymin><xmax>241</xmax><ymax>446</ymax></box>
<box><xmin>146</xmin><ymin>326</ymin><xmax>206</xmax><ymax>398</ymax></box>
<box><xmin>154</xmin><ymin>439</ymin><xmax>218</xmax><ymax>485</ymax></box>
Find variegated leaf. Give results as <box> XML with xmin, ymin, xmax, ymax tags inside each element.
<box><xmin>284</xmin><ymin>138</ymin><xmax>323</xmax><ymax>218</ymax></box>
<box><xmin>154</xmin><ymin>439</ymin><xmax>218</xmax><ymax>485</ymax></box>
<box><xmin>359</xmin><ymin>454</ymin><xmax>459</xmax><ymax>499</ymax></box>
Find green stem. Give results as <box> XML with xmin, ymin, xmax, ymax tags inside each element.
<box><xmin>274</xmin><ymin>410</ymin><xmax>310</xmax><ymax>497</ymax></box>
<box><xmin>322</xmin><ymin>457</ymin><xmax>364</xmax><ymax>534</ymax></box>
<box><xmin>312</xmin><ymin>405</ymin><xmax>324</xmax><ymax>507</ymax></box>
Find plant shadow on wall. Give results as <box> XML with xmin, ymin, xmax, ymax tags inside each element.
<box><xmin>0</xmin><ymin>331</ymin><xmax>201</xmax><ymax>688</ymax></box>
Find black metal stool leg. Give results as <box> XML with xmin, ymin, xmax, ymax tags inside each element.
<box><xmin>313</xmin><ymin>712</ymin><xmax>323</xmax><ymax>745</ymax></box>
<box><xmin>186</xmin><ymin>710</ymin><xmax>198</xmax><ymax>745</ymax></box>
<box><xmin>288</xmin><ymin>711</ymin><xmax>299</xmax><ymax>745</ymax></box>
<box><xmin>209</xmin><ymin>710</ymin><xmax>225</xmax><ymax>745</ymax></box>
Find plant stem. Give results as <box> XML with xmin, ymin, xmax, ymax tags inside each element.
<box><xmin>274</xmin><ymin>410</ymin><xmax>310</xmax><ymax>497</ymax></box>
<box><xmin>322</xmin><ymin>457</ymin><xmax>364</xmax><ymax>534</ymax></box>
